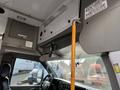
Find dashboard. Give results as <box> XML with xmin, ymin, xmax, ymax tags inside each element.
<box><xmin>50</xmin><ymin>78</ymin><xmax>100</xmax><ymax>90</ymax></box>
<box><xmin>51</xmin><ymin>78</ymin><xmax>86</xmax><ymax>90</ymax></box>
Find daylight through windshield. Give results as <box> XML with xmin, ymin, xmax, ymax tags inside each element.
<box><xmin>48</xmin><ymin>55</ymin><xmax>112</xmax><ymax>90</ymax></box>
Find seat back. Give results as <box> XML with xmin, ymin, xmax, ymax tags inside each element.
<box><xmin>0</xmin><ymin>63</ymin><xmax>11</xmax><ymax>90</ymax></box>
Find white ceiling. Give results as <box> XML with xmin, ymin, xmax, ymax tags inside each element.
<box><xmin>0</xmin><ymin>0</ymin><xmax>65</xmax><ymax>20</ymax></box>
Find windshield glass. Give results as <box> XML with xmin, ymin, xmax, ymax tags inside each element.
<box><xmin>11</xmin><ymin>58</ymin><xmax>48</xmax><ymax>86</ymax></box>
<box><xmin>48</xmin><ymin>55</ymin><xmax>112</xmax><ymax>90</ymax></box>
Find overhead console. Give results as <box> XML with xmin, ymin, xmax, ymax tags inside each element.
<box><xmin>37</xmin><ymin>0</ymin><xmax>81</xmax><ymax>55</ymax></box>
<box><xmin>2</xmin><ymin>18</ymin><xmax>40</xmax><ymax>56</ymax></box>
<box><xmin>80</xmin><ymin>0</ymin><xmax>120</xmax><ymax>54</ymax></box>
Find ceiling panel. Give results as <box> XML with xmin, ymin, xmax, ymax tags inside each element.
<box><xmin>5</xmin><ymin>0</ymin><xmax>65</xmax><ymax>20</ymax></box>
<box><xmin>0</xmin><ymin>0</ymin><xmax>13</xmax><ymax>4</ymax></box>
<box><xmin>0</xmin><ymin>8</ymin><xmax>42</xmax><ymax>26</ymax></box>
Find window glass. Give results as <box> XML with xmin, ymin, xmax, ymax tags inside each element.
<box><xmin>48</xmin><ymin>56</ymin><xmax>112</xmax><ymax>90</ymax></box>
<box><xmin>10</xmin><ymin>58</ymin><xmax>48</xmax><ymax>86</ymax></box>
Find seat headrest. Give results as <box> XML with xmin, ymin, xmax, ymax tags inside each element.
<box><xmin>0</xmin><ymin>64</ymin><xmax>11</xmax><ymax>78</ymax></box>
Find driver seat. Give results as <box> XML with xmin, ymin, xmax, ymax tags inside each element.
<box><xmin>0</xmin><ymin>63</ymin><xmax>11</xmax><ymax>90</ymax></box>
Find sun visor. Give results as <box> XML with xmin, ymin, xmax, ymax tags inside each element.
<box><xmin>80</xmin><ymin>0</ymin><xmax>120</xmax><ymax>54</ymax></box>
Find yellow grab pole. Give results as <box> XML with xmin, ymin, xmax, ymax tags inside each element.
<box><xmin>70</xmin><ymin>20</ymin><xmax>76</xmax><ymax>90</ymax></box>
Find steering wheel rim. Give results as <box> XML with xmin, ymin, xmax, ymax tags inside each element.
<box><xmin>39</xmin><ymin>74</ymin><xmax>53</xmax><ymax>90</ymax></box>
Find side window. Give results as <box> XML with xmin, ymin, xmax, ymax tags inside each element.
<box><xmin>10</xmin><ymin>58</ymin><xmax>48</xmax><ymax>86</ymax></box>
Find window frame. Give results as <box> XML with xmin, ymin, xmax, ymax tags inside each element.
<box><xmin>101</xmin><ymin>53</ymin><xmax>120</xmax><ymax>90</ymax></box>
<box><xmin>10</xmin><ymin>58</ymin><xmax>49</xmax><ymax>86</ymax></box>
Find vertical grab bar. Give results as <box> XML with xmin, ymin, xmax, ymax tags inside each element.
<box><xmin>70</xmin><ymin>20</ymin><xmax>76</xmax><ymax>90</ymax></box>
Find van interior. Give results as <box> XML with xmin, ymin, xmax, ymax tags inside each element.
<box><xmin>0</xmin><ymin>0</ymin><xmax>120</xmax><ymax>90</ymax></box>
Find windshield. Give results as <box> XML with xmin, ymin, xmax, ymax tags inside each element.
<box><xmin>48</xmin><ymin>55</ymin><xmax>112</xmax><ymax>90</ymax></box>
<box><xmin>11</xmin><ymin>58</ymin><xmax>48</xmax><ymax>86</ymax></box>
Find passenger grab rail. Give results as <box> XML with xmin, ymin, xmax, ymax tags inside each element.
<box><xmin>70</xmin><ymin>20</ymin><xmax>76</xmax><ymax>90</ymax></box>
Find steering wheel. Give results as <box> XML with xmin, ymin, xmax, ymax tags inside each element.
<box><xmin>39</xmin><ymin>70</ymin><xmax>53</xmax><ymax>90</ymax></box>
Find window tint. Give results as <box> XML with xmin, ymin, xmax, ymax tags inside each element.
<box><xmin>48</xmin><ymin>56</ymin><xmax>112</xmax><ymax>90</ymax></box>
<box><xmin>10</xmin><ymin>58</ymin><xmax>48</xmax><ymax>86</ymax></box>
